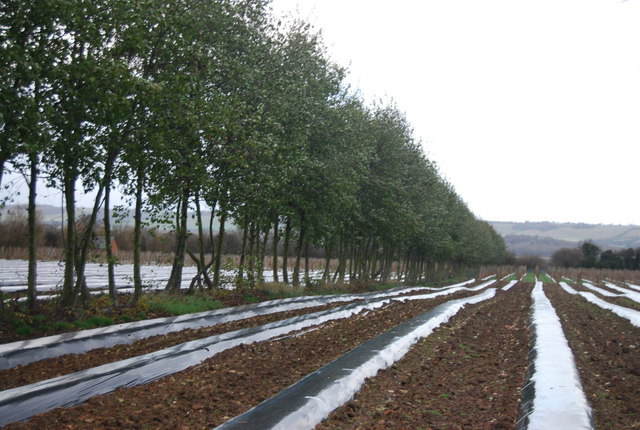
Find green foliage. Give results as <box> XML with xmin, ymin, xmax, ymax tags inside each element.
<box><xmin>242</xmin><ymin>294</ymin><xmax>261</xmax><ymax>304</ymax></box>
<box><xmin>138</xmin><ymin>294</ymin><xmax>223</xmax><ymax>316</ymax></box>
<box><xmin>261</xmin><ymin>283</ymin><xmax>307</xmax><ymax>299</ymax></box>
<box><xmin>14</xmin><ymin>325</ymin><xmax>33</xmax><ymax>336</ymax></box>
<box><xmin>53</xmin><ymin>321</ymin><xmax>74</xmax><ymax>331</ymax></box>
<box><xmin>73</xmin><ymin>316</ymin><xmax>114</xmax><ymax>330</ymax></box>
<box><xmin>2</xmin><ymin>0</ymin><xmax>510</xmax><ymax>303</ymax></box>
<box><xmin>538</xmin><ymin>271</ymin><xmax>554</xmax><ymax>284</ymax></box>
<box><xmin>551</xmin><ymin>241</ymin><xmax>640</xmax><ymax>270</ymax></box>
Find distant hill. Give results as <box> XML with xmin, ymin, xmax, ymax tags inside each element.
<box><xmin>4</xmin><ymin>205</ymin><xmax>639</xmax><ymax>258</ymax></box>
<box><xmin>489</xmin><ymin>221</ymin><xmax>640</xmax><ymax>258</ymax></box>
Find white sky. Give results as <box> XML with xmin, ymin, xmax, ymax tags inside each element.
<box><xmin>3</xmin><ymin>0</ymin><xmax>640</xmax><ymax>226</ymax></box>
<box><xmin>271</xmin><ymin>0</ymin><xmax>640</xmax><ymax>225</ymax></box>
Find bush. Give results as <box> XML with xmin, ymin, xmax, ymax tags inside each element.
<box><xmin>138</xmin><ymin>293</ymin><xmax>224</xmax><ymax>316</ymax></box>
<box><xmin>73</xmin><ymin>316</ymin><xmax>114</xmax><ymax>329</ymax></box>
<box><xmin>14</xmin><ymin>325</ymin><xmax>33</xmax><ymax>336</ymax></box>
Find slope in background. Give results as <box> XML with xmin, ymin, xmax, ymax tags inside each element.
<box><xmin>489</xmin><ymin>221</ymin><xmax>640</xmax><ymax>258</ymax></box>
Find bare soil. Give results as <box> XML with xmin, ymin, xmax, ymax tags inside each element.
<box><xmin>317</xmin><ymin>282</ymin><xmax>532</xmax><ymax>429</ymax></box>
<box><xmin>545</xmin><ymin>284</ymin><xmax>640</xmax><ymax>429</ymax></box>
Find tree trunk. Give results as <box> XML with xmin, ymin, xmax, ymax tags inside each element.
<box><xmin>257</xmin><ymin>227</ymin><xmax>268</xmax><ymax>284</ymax></box>
<box><xmin>166</xmin><ymin>189</ymin><xmax>190</xmax><ymax>292</ymax></box>
<box><xmin>206</xmin><ymin>198</ymin><xmax>217</xmax><ymax>289</ymax></box>
<box><xmin>212</xmin><ymin>208</ymin><xmax>227</xmax><ymax>288</ymax></box>
<box><xmin>332</xmin><ymin>235</ymin><xmax>344</xmax><ymax>283</ymax></box>
<box><xmin>101</xmin><ymin>150</ymin><xmax>119</xmax><ymax>304</ymax></box>
<box><xmin>247</xmin><ymin>222</ymin><xmax>256</xmax><ymax>288</ymax></box>
<box><xmin>0</xmin><ymin>158</ymin><xmax>5</xmax><ymax>193</ymax></box>
<box><xmin>132</xmin><ymin>162</ymin><xmax>144</xmax><ymax>302</ymax></box>
<box><xmin>282</xmin><ymin>218</ymin><xmax>291</xmax><ymax>284</ymax></box>
<box><xmin>347</xmin><ymin>244</ymin><xmax>354</xmax><ymax>282</ymax></box>
<box><xmin>104</xmin><ymin>177</ymin><xmax>117</xmax><ymax>305</ymax></box>
<box><xmin>236</xmin><ymin>215</ymin><xmax>249</xmax><ymax>286</ymax></box>
<box><xmin>304</xmin><ymin>241</ymin><xmax>310</xmax><ymax>287</ymax></box>
<box><xmin>292</xmin><ymin>218</ymin><xmax>305</xmax><ymax>287</ymax></box>
<box><xmin>74</xmin><ymin>177</ymin><xmax>106</xmax><ymax>305</ymax></box>
<box><xmin>60</xmin><ymin>173</ymin><xmax>77</xmax><ymax>307</ymax></box>
<box><xmin>322</xmin><ymin>244</ymin><xmax>332</xmax><ymax>284</ymax></box>
<box><xmin>190</xmin><ymin>190</ymin><xmax>211</xmax><ymax>290</ymax></box>
<box><xmin>26</xmin><ymin>153</ymin><xmax>38</xmax><ymax>310</ymax></box>
<box><xmin>272</xmin><ymin>221</ymin><xmax>279</xmax><ymax>283</ymax></box>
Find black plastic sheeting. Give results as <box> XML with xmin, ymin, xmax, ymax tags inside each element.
<box><xmin>0</xmin><ymin>286</ymin><xmax>435</xmax><ymax>370</ymax></box>
<box><xmin>216</xmin><ymin>289</ymin><xmax>497</xmax><ymax>430</ymax></box>
<box><xmin>515</xmin><ymin>313</ymin><xmax>538</xmax><ymax>429</ymax></box>
<box><xmin>0</xmin><ymin>289</ymin><xmax>440</xmax><ymax>427</ymax></box>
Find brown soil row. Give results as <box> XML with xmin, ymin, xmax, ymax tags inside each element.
<box><xmin>545</xmin><ymin>284</ymin><xmax>640</xmax><ymax>429</ymax></box>
<box><xmin>4</xmin><ymin>289</ymin><xmax>482</xmax><ymax>429</ymax></box>
<box><xmin>317</xmin><ymin>282</ymin><xmax>532</xmax><ymax>429</ymax></box>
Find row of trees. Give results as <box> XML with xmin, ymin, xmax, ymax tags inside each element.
<box><xmin>1</xmin><ymin>0</ymin><xmax>508</xmax><ymax>309</ymax></box>
<box><xmin>551</xmin><ymin>242</ymin><xmax>640</xmax><ymax>270</ymax></box>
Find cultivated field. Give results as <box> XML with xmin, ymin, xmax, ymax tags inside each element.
<box><xmin>0</xmin><ymin>268</ymin><xmax>639</xmax><ymax>428</ymax></box>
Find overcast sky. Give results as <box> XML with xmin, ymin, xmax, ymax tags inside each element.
<box><xmin>3</xmin><ymin>0</ymin><xmax>640</xmax><ymax>226</ymax></box>
<box><xmin>271</xmin><ymin>0</ymin><xmax>640</xmax><ymax>225</ymax></box>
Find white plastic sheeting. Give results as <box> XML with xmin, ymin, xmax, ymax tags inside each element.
<box><xmin>217</xmin><ymin>289</ymin><xmax>497</xmax><ymax>430</ymax></box>
<box><xmin>577</xmin><ymin>291</ymin><xmax>640</xmax><ymax>327</ymax></box>
<box><xmin>0</xmin><ymin>294</ymin><xmax>365</xmax><ymax>369</ymax></box>
<box><xmin>559</xmin><ymin>282</ymin><xmax>578</xmax><ymax>295</ymax></box>
<box><xmin>0</xmin><ymin>259</ymin><xmax>331</xmax><ymax>293</ymax></box>
<box><xmin>0</xmin><ymin>280</ymin><xmax>479</xmax><ymax>369</ymax></box>
<box><xmin>558</xmin><ymin>282</ymin><xmax>640</xmax><ymax>327</ymax></box>
<box><xmin>502</xmin><ymin>280</ymin><xmax>518</xmax><ymax>291</ymax></box>
<box><xmin>582</xmin><ymin>281</ymin><xmax>621</xmax><ymax>297</ymax></box>
<box><xmin>626</xmin><ymin>282</ymin><xmax>640</xmax><ymax>292</ymax></box>
<box><xmin>520</xmin><ymin>282</ymin><xmax>593</xmax><ymax>430</ymax></box>
<box><xmin>604</xmin><ymin>282</ymin><xmax>640</xmax><ymax>303</ymax></box>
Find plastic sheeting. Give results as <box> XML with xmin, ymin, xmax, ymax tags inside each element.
<box><xmin>559</xmin><ymin>282</ymin><xmax>578</xmax><ymax>294</ymax></box>
<box><xmin>516</xmin><ymin>282</ymin><xmax>593</xmax><ymax>430</ymax></box>
<box><xmin>559</xmin><ymin>281</ymin><xmax>640</xmax><ymax>327</ymax></box>
<box><xmin>626</xmin><ymin>282</ymin><xmax>640</xmax><ymax>292</ymax></box>
<box><xmin>582</xmin><ymin>281</ymin><xmax>622</xmax><ymax>297</ymax></box>
<box><xmin>502</xmin><ymin>280</ymin><xmax>518</xmax><ymax>291</ymax></box>
<box><xmin>604</xmin><ymin>282</ymin><xmax>640</xmax><ymax>303</ymax></box>
<box><xmin>0</xmin><ymin>281</ymin><xmax>490</xmax><ymax>426</ymax></box>
<box><xmin>577</xmin><ymin>291</ymin><xmax>640</xmax><ymax>327</ymax></box>
<box><xmin>0</xmin><ymin>295</ymin><xmax>354</xmax><ymax>370</ymax></box>
<box><xmin>0</xmin><ymin>280</ymin><xmax>481</xmax><ymax>370</ymax></box>
<box><xmin>0</xmin><ymin>279</ymin><xmax>483</xmax><ymax>370</ymax></box>
<box><xmin>216</xmin><ymin>289</ymin><xmax>497</xmax><ymax>430</ymax></box>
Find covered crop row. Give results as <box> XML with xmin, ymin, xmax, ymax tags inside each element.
<box><xmin>0</xmin><ymin>280</ymin><xmax>491</xmax><ymax>427</ymax></box>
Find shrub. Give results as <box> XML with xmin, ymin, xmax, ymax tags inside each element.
<box><xmin>138</xmin><ymin>293</ymin><xmax>224</xmax><ymax>316</ymax></box>
<box><xmin>14</xmin><ymin>325</ymin><xmax>33</xmax><ymax>336</ymax></box>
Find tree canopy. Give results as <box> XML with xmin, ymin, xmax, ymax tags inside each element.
<box><xmin>1</xmin><ymin>0</ymin><xmax>508</xmax><ymax>302</ymax></box>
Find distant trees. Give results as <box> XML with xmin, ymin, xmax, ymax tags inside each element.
<box><xmin>549</xmin><ymin>247</ymin><xmax>583</xmax><ymax>268</ymax></box>
<box><xmin>1</xmin><ymin>0</ymin><xmax>509</xmax><ymax>306</ymax></box>
<box><xmin>551</xmin><ymin>241</ymin><xmax>640</xmax><ymax>270</ymax></box>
